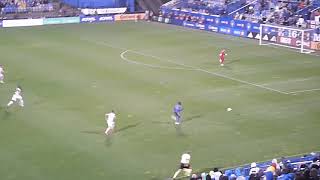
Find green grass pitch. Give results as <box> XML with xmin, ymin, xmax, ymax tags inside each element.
<box><xmin>0</xmin><ymin>21</ymin><xmax>319</xmax><ymax>180</ymax></box>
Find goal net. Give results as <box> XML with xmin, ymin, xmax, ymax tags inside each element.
<box><xmin>259</xmin><ymin>24</ymin><xmax>315</xmax><ymax>54</ymax></box>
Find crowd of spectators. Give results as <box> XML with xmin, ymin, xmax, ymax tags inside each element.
<box><xmin>233</xmin><ymin>0</ymin><xmax>320</xmax><ymax>27</ymax></box>
<box><xmin>161</xmin><ymin>0</ymin><xmax>320</xmax><ymax>28</ymax></box>
<box><xmin>181</xmin><ymin>0</ymin><xmax>228</xmax><ymax>15</ymax></box>
<box><xmin>189</xmin><ymin>153</ymin><xmax>320</xmax><ymax>180</ymax></box>
<box><xmin>0</xmin><ymin>0</ymin><xmax>53</xmax><ymax>14</ymax></box>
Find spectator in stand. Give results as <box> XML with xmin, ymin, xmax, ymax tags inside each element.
<box><xmin>190</xmin><ymin>173</ymin><xmax>199</xmax><ymax>180</ymax></box>
<box><xmin>314</xmin><ymin>10</ymin><xmax>320</xmax><ymax>23</ymax></box>
<box><xmin>265</xmin><ymin>163</ymin><xmax>277</xmax><ymax>175</ymax></box>
<box><xmin>310</xmin><ymin>158</ymin><xmax>320</xmax><ymax>169</ymax></box>
<box><xmin>219</xmin><ymin>175</ymin><xmax>229</xmax><ymax>180</ymax></box>
<box><xmin>205</xmin><ymin>173</ymin><xmax>211</xmax><ymax>180</ymax></box>
<box><xmin>236</xmin><ymin>176</ymin><xmax>246</xmax><ymax>180</ymax></box>
<box><xmin>309</xmin><ymin>168</ymin><xmax>319</xmax><ymax>180</ymax></box>
<box><xmin>272</xmin><ymin>158</ymin><xmax>281</xmax><ymax>170</ymax></box>
<box><xmin>201</xmin><ymin>172</ymin><xmax>207</xmax><ymax>179</ymax></box>
<box><xmin>211</xmin><ymin>168</ymin><xmax>222</xmax><ymax>180</ymax></box>
<box><xmin>278</xmin><ymin>168</ymin><xmax>295</xmax><ymax>180</ymax></box>
<box><xmin>295</xmin><ymin>172</ymin><xmax>305</xmax><ymax>180</ymax></box>
<box><xmin>230</xmin><ymin>174</ymin><xmax>237</xmax><ymax>180</ymax></box>
<box><xmin>296</xmin><ymin>15</ymin><xmax>306</xmax><ymax>28</ymax></box>
<box><xmin>249</xmin><ymin>162</ymin><xmax>260</xmax><ymax>176</ymax></box>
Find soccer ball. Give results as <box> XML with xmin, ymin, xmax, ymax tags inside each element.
<box><xmin>227</xmin><ymin>108</ymin><xmax>232</xmax><ymax>111</ymax></box>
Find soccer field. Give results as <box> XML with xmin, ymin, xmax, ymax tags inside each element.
<box><xmin>0</xmin><ymin>21</ymin><xmax>319</xmax><ymax>180</ymax></box>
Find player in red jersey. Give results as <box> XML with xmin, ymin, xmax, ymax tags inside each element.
<box><xmin>219</xmin><ymin>49</ymin><xmax>227</xmax><ymax>66</ymax></box>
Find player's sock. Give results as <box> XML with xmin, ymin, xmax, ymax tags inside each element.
<box><xmin>7</xmin><ymin>101</ymin><xmax>13</xmax><ymax>107</ymax></box>
<box><xmin>20</xmin><ymin>100</ymin><xmax>24</xmax><ymax>107</ymax></box>
<box><xmin>105</xmin><ymin>128</ymin><xmax>112</xmax><ymax>135</ymax></box>
<box><xmin>173</xmin><ymin>169</ymin><xmax>181</xmax><ymax>179</ymax></box>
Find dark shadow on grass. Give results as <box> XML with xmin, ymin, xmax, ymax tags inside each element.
<box><xmin>226</xmin><ymin>59</ymin><xmax>241</xmax><ymax>65</ymax></box>
<box><xmin>81</xmin><ymin>130</ymin><xmax>103</xmax><ymax>135</ymax></box>
<box><xmin>152</xmin><ymin>115</ymin><xmax>201</xmax><ymax>125</ymax></box>
<box><xmin>81</xmin><ymin>122</ymin><xmax>141</xmax><ymax>136</ymax></box>
<box><xmin>184</xmin><ymin>115</ymin><xmax>202</xmax><ymax>122</ymax></box>
<box><xmin>175</xmin><ymin>124</ymin><xmax>186</xmax><ymax>137</ymax></box>
<box><xmin>0</xmin><ymin>106</ymin><xmax>12</xmax><ymax>120</ymax></box>
<box><xmin>115</xmin><ymin>122</ymin><xmax>141</xmax><ymax>134</ymax></box>
<box><xmin>223</xmin><ymin>65</ymin><xmax>233</xmax><ymax>70</ymax></box>
<box><xmin>104</xmin><ymin>135</ymin><xmax>113</xmax><ymax>147</ymax></box>
<box><xmin>151</xmin><ymin>120</ymin><xmax>171</xmax><ymax>125</ymax></box>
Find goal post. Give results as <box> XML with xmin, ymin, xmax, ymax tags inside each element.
<box><xmin>259</xmin><ymin>24</ymin><xmax>315</xmax><ymax>54</ymax></box>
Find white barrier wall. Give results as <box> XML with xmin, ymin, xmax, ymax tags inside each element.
<box><xmin>3</xmin><ymin>19</ymin><xmax>44</xmax><ymax>27</ymax></box>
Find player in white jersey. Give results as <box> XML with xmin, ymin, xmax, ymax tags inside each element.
<box><xmin>172</xmin><ymin>152</ymin><xmax>192</xmax><ymax>179</ymax></box>
<box><xmin>104</xmin><ymin>110</ymin><xmax>116</xmax><ymax>136</ymax></box>
<box><xmin>0</xmin><ymin>65</ymin><xmax>4</xmax><ymax>84</ymax></box>
<box><xmin>7</xmin><ymin>86</ymin><xmax>24</xmax><ymax>108</ymax></box>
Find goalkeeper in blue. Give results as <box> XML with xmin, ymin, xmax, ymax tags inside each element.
<box><xmin>172</xmin><ymin>101</ymin><xmax>183</xmax><ymax>125</ymax></box>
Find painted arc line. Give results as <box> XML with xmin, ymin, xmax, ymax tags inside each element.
<box><xmin>120</xmin><ymin>50</ymin><xmax>195</xmax><ymax>70</ymax></box>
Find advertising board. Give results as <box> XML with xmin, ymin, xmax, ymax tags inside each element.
<box><xmin>80</xmin><ymin>16</ymin><xmax>114</xmax><ymax>23</ymax></box>
<box><xmin>43</xmin><ymin>17</ymin><xmax>80</xmax><ymax>25</ymax></box>
<box><xmin>160</xmin><ymin>7</ymin><xmax>320</xmax><ymax>46</ymax></box>
<box><xmin>206</xmin><ymin>23</ymin><xmax>218</xmax><ymax>32</ymax></box>
<box><xmin>81</xmin><ymin>8</ymin><xmax>127</xmax><ymax>15</ymax></box>
<box><xmin>219</xmin><ymin>27</ymin><xmax>232</xmax><ymax>34</ymax></box>
<box><xmin>3</xmin><ymin>19</ymin><xmax>43</xmax><ymax>27</ymax></box>
<box><xmin>311</xmin><ymin>41</ymin><xmax>320</xmax><ymax>50</ymax></box>
<box><xmin>114</xmin><ymin>13</ymin><xmax>145</xmax><ymax>21</ymax></box>
<box><xmin>313</xmin><ymin>33</ymin><xmax>320</xmax><ymax>42</ymax></box>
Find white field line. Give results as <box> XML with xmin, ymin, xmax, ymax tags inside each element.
<box><xmin>263</xmin><ymin>43</ymin><xmax>320</xmax><ymax>57</ymax></box>
<box><xmin>147</xmin><ymin>21</ymin><xmax>320</xmax><ymax>57</ymax></box>
<box><xmin>288</xmin><ymin>88</ymin><xmax>320</xmax><ymax>94</ymax></box>
<box><xmin>261</xmin><ymin>77</ymin><xmax>315</xmax><ymax>86</ymax></box>
<box><xmin>120</xmin><ymin>50</ymin><xmax>194</xmax><ymax>70</ymax></box>
<box><xmin>81</xmin><ymin>38</ymin><xmax>319</xmax><ymax>95</ymax></box>
<box><xmin>121</xmin><ymin>49</ymin><xmax>289</xmax><ymax>95</ymax></box>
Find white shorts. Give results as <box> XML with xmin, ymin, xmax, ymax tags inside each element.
<box><xmin>12</xmin><ymin>94</ymin><xmax>23</xmax><ymax>102</ymax></box>
<box><xmin>0</xmin><ymin>73</ymin><xmax>3</xmax><ymax>79</ymax></box>
<box><xmin>107</xmin><ymin>122</ymin><xmax>115</xmax><ymax>129</ymax></box>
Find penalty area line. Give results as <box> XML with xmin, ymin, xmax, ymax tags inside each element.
<box><xmin>80</xmin><ymin>38</ymin><xmax>290</xmax><ymax>95</ymax></box>
<box><xmin>287</xmin><ymin>88</ymin><xmax>320</xmax><ymax>94</ymax></box>
<box><xmin>121</xmin><ymin>50</ymin><xmax>289</xmax><ymax>95</ymax></box>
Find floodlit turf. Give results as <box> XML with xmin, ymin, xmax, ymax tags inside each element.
<box><xmin>0</xmin><ymin>21</ymin><xmax>319</xmax><ymax>180</ymax></box>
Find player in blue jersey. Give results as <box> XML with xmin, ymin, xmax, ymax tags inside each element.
<box><xmin>172</xmin><ymin>102</ymin><xmax>183</xmax><ymax>125</ymax></box>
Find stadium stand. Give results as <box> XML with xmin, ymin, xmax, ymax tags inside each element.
<box><xmin>0</xmin><ymin>0</ymin><xmax>53</xmax><ymax>14</ymax></box>
<box><xmin>189</xmin><ymin>152</ymin><xmax>320</xmax><ymax>180</ymax></box>
<box><xmin>0</xmin><ymin>0</ymin><xmax>80</xmax><ymax>20</ymax></box>
<box><xmin>160</xmin><ymin>0</ymin><xmax>320</xmax><ymax>27</ymax></box>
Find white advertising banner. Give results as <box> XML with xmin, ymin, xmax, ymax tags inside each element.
<box><xmin>81</xmin><ymin>7</ymin><xmax>127</xmax><ymax>15</ymax></box>
<box><xmin>3</xmin><ymin>18</ymin><xmax>43</xmax><ymax>27</ymax></box>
